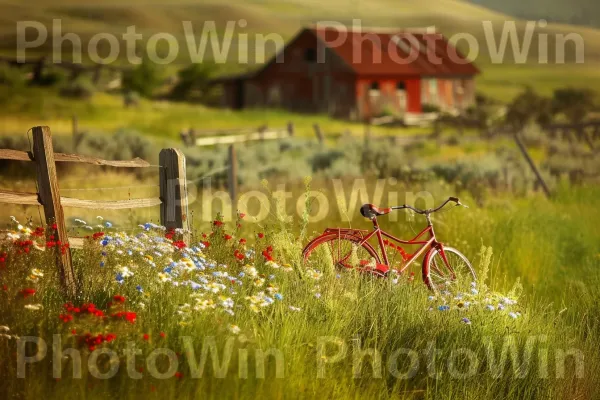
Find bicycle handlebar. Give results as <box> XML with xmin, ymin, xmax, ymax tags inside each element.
<box><xmin>391</xmin><ymin>197</ymin><xmax>465</xmax><ymax>215</ymax></box>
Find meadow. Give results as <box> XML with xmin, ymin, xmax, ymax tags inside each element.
<box><xmin>0</xmin><ymin>183</ymin><xmax>599</xmax><ymax>399</ymax></box>
<box><xmin>1</xmin><ymin>1</ymin><xmax>600</xmax><ymax>398</ymax></box>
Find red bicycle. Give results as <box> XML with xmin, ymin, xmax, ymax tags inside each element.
<box><xmin>302</xmin><ymin>197</ymin><xmax>476</xmax><ymax>292</ymax></box>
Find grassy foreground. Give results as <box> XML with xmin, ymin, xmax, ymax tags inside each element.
<box><xmin>0</xmin><ymin>184</ymin><xmax>599</xmax><ymax>399</ymax></box>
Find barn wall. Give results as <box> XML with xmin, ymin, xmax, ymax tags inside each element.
<box><xmin>245</xmin><ymin>29</ymin><xmax>357</xmax><ymax>117</ymax></box>
<box><xmin>356</xmin><ymin>76</ymin><xmax>421</xmax><ymax>120</ymax></box>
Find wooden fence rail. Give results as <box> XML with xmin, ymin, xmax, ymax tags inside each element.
<box><xmin>0</xmin><ymin>126</ymin><xmax>189</xmax><ymax>298</ymax></box>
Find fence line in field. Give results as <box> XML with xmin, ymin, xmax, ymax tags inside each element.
<box><xmin>0</xmin><ymin>126</ymin><xmax>190</xmax><ymax>298</ymax></box>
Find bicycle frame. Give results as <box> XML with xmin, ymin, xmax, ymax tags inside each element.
<box><xmin>319</xmin><ymin>215</ymin><xmax>449</xmax><ymax>275</ymax></box>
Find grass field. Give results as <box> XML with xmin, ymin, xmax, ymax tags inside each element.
<box><xmin>0</xmin><ymin>184</ymin><xmax>599</xmax><ymax>399</ymax></box>
<box><xmin>1</xmin><ymin>3</ymin><xmax>599</xmax><ymax>397</ymax></box>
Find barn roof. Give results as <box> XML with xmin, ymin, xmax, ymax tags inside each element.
<box><xmin>309</xmin><ymin>26</ymin><xmax>480</xmax><ymax>76</ymax></box>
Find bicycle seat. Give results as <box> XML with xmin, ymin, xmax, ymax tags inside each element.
<box><xmin>360</xmin><ymin>204</ymin><xmax>391</xmax><ymax>219</ymax></box>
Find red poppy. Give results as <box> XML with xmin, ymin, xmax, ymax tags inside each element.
<box><xmin>201</xmin><ymin>241</ymin><xmax>210</xmax><ymax>249</ymax></box>
<box><xmin>113</xmin><ymin>295</ymin><xmax>126</xmax><ymax>303</ymax></box>
<box><xmin>258</xmin><ymin>233</ymin><xmax>264</xmax><ymax>239</ymax></box>
<box><xmin>112</xmin><ymin>311</ymin><xmax>137</xmax><ymax>324</ymax></box>
<box><xmin>262</xmin><ymin>246</ymin><xmax>274</xmax><ymax>262</ymax></box>
<box><xmin>224</xmin><ymin>234</ymin><xmax>232</xmax><ymax>241</ymax></box>
<box><xmin>20</xmin><ymin>288</ymin><xmax>36</xmax><ymax>298</ymax></box>
<box><xmin>143</xmin><ymin>334</ymin><xmax>150</xmax><ymax>341</ymax></box>
<box><xmin>93</xmin><ymin>232</ymin><xmax>105</xmax><ymax>240</ymax></box>
<box><xmin>174</xmin><ymin>371</ymin><xmax>183</xmax><ymax>379</ymax></box>
<box><xmin>213</xmin><ymin>220</ymin><xmax>223</xmax><ymax>227</ymax></box>
<box><xmin>160</xmin><ymin>332</ymin><xmax>166</xmax><ymax>338</ymax></box>
<box><xmin>59</xmin><ymin>314</ymin><xmax>73</xmax><ymax>323</ymax></box>
<box><xmin>173</xmin><ymin>241</ymin><xmax>187</xmax><ymax>249</ymax></box>
<box><xmin>239</xmin><ymin>238</ymin><xmax>247</xmax><ymax>245</ymax></box>
<box><xmin>238</xmin><ymin>213</ymin><xmax>246</xmax><ymax>219</ymax></box>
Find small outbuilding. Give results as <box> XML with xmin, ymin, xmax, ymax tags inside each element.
<box><xmin>213</xmin><ymin>26</ymin><xmax>480</xmax><ymax>122</ymax></box>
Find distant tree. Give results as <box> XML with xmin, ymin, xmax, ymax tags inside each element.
<box><xmin>505</xmin><ymin>87</ymin><xmax>552</xmax><ymax>130</ymax></box>
<box><xmin>551</xmin><ymin>88</ymin><xmax>596</xmax><ymax>124</ymax></box>
<box><xmin>170</xmin><ymin>63</ymin><xmax>217</xmax><ymax>103</ymax></box>
<box><xmin>122</xmin><ymin>59</ymin><xmax>163</xmax><ymax>98</ymax></box>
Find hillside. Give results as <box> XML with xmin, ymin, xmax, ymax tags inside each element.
<box><xmin>1</xmin><ymin>0</ymin><xmax>600</xmax><ymax>100</ymax></box>
<box><xmin>468</xmin><ymin>0</ymin><xmax>600</xmax><ymax>29</ymax></box>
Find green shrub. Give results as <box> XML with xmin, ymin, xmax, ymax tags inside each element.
<box><xmin>122</xmin><ymin>59</ymin><xmax>163</xmax><ymax>98</ymax></box>
<box><xmin>170</xmin><ymin>63</ymin><xmax>217</xmax><ymax>103</ymax></box>
<box><xmin>421</xmin><ymin>103</ymin><xmax>440</xmax><ymax>113</ymax></box>
<box><xmin>0</xmin><ymin>64</ymin><xmax>26</xmax><ymax>88</ymax></box>
<box><xmin>58</xmin><ymin>78</ymin><xmax>95</xmax><ymax>99</ymax></box>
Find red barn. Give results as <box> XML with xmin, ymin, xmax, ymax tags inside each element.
<box><xmin>214</xmin><ymin>26</ymin><xmax>480</xmax><ymax>122</ymax></box>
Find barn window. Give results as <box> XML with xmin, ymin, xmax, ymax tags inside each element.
<box><xmin>304</xmin><ymin>48</ymin><xmax>317</xmax><ymax>63</ymax></box>
<box><xmin>369</xmin><ymin>81</ymin><xmax>380</xmax><ymax>99</ymax></box>
<box><xmin>396</xmin><ymin>81</ymin><xmax>406</xmax><ymax>90</ymax></box>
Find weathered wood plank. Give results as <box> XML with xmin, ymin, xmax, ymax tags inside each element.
<box><xmin>0</xmin><ymin>189</ymin><xmax>39</xmax><ymax>205</ymax></box>
<box><xmin>0</xmin><ymin>149</ymin><xmax>31</xmax><ymax>161</ymax></box>
<box><xmin>32</xmin><ymin>126</ymin><xmax>77</xmax><ymax>298</ymax></box>
<box><xmin>159</xmin><ymin>149</ymin><xmax>190</xmax><ymax>242</ymax></box>
<box><xmin>0</xmin><ymin>148</ymin><xmax>150</xmax><ymax>167</ymax></box>
<box><xmin>0</xmin><ymin>189</ymin><xmax>160</xmax><ymax>209</ymax></box>
<box><xmin>61</xmin><ymin>197</ymin><xmax>162</xmax><ymax>210</ymax></box>
<box><xmin>194</xmin><ymin>130</ymin><xmax>287</xmax><ymax>147</ymax></box>
<box><xmin>54</xmin><ymin>153</ymin><xmax>150</xmax><ymax>167</ymax></box>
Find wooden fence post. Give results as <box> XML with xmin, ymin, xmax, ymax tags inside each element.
<box><xmin>313</xmin><ymin>123</ymin><xmax>324</xmax><ymax>145</ymax></box>
<box><xmin>364</xmin><ymin>120</ymin><xmax>372</xmax><ymax>148</ymax></box>
<box><xmin>287</xmin><ymin>121</ymin><xmax>294</xmax><ymax>137</ymax></box>
<box><xmin>228</xmin><ymin>144</ymin><xmax>238</xmax><ymax>207</ymax></box>
<box><xmin>72</xmin><ymin>115</ymin><xmax>79</xmax><ymax>152</ymax></box>
<box><xmin>513</xmin><ymin>132</ymin><xmax>551</xmax><ymax>198</ymax></box>
<box><xmin>159</xmin><ymin>149</ymin><xmax>190</xmax><ymax>242</ymax></box>
<box><xmin>32</xmin><ymin>126</ymin><xmax>76</xmax><ymax>298</ymax></box>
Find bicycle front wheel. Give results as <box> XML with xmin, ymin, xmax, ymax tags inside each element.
<box><xmin>423</xmin><ymin>247</ymin><xmax>476</xmax><ymax>293</ymax></box>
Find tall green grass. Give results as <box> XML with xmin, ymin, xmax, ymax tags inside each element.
<box><xmin>0</xmin><ymin>185</ymin><xmax>599</xmax><ymax>399</ymax></box>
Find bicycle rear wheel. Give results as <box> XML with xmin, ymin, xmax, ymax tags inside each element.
<box><xmin>302</xmin><ymin>233</ymin><xmax>382</xmax><ymax>274</ymax></box>
<box><xmin>423</xmin><ymin>247</ymin><xmax>476</xmax><ymax>293</ymax></box>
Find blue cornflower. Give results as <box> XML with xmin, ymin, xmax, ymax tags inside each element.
<box><xmin>274</xmin><ymin>293</ymin><xmax>283</xmax><ymax>300</ymax></box>
<box><xmin>100</xmin><ymin>261</ymin><xmax>105</xmax><ymax>267</ymax></box>
<box><xmin>104</xmin><ymin>221</ymin><xmax>113</xmax><ymax>228</ymax></box>
<box><xmin>461</xmin><ymin>317</ymin><xmax>471</xmax><ymax>325</ymax></box>
<box><xmin>438</xmin><ymin>305</ymin><xmax>450</xmax><ymax>311</ymax></box>
<box><xmin>136</xmin><ymin>285</ymin><xmax>143</xmax><ymax>293</ymax></box>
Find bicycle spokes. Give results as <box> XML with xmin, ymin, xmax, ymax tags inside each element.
<box><xmin>428</xmin><ymin>249</ymin><xmax>474</xmax><ymax>292</ymax></box>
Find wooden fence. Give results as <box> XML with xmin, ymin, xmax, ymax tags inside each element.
<box><xmin>180</xmin><ymin>123</ymin><xmax>294</xmax><ymax>147</ymax></box>
<box><xmin>0</xmin><ymin>126</ymin><xmax>189</xmax><ymax>297</ymax></box>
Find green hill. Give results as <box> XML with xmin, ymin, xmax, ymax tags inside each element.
<box><xmin>468</xmin><ymin>0</ymin><xmax>600</xmax><ymax>29</ymax></box>
<box><xmin>1</xmin><ymin>0</ymin><xmax>600</xmax><ymax>100</ymax></box>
